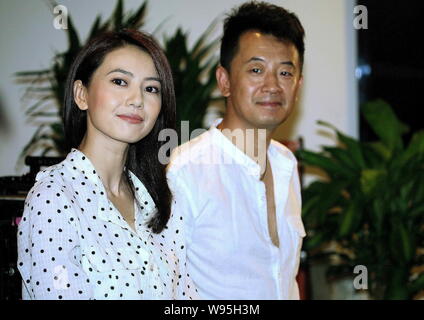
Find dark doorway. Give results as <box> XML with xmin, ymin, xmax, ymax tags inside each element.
<box><xmin>357</xmin><ymin>0</ymin><xmax>424</xmax><ymax>143</ymax></box>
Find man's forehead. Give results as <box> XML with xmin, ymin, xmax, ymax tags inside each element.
<box><xmin>236</xmin><ymin>42</ymin><xmax>299</xmax><ymax>66</ymax></box>
<box><xmin>237</xmin><ymin>31</ymin><xmax>298</xmax><ymax>55</ymax></box>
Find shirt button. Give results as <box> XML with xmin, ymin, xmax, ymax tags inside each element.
<box><xmin>150</xmin><ymin>264</ymin><xmax>154</xmax><ymax>272</ymax></box>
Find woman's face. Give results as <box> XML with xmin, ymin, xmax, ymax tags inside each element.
<box><xmin>74</xmin><ymin>45</ymin><xmax>162</xmax><ymax>146</ymax></box>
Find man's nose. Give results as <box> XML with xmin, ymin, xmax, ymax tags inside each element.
<box><xmin>262</xmin><ymin>73</ymin><xmax>281</xmax><ymax>94</ymax></box>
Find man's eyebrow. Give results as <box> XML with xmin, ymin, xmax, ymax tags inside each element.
<box><xmin>107</xmin><ymin>68</ymin><xmax>161</xmax><ymax>82</ymax></box>
<box><xmin>247</xmin><ymin>57</ymin><xmax>296</xmax><ymax>68</ymax></box>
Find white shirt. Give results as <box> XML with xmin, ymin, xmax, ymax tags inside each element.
<box><xmin>167</xmin><ymin>120</ymin><xmax>306</xmax><ymax>299</ymax></box>
<box><xmin>17</xmin><ymin>148</ymin><xmax>197</xmax><ymax>300</ymax></box>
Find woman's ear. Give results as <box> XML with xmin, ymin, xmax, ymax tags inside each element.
<box><xmin>216</xmin><ymin>65</ymin><xmax>231</xmax><ymax>97</ymax></box>
<box><xmin>73</xmin><ymin>80</ymin><xmax>88</xmax><ymax>111</ymax></box>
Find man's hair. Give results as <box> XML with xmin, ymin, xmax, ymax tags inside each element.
<box><xmin>220</xmin><ymin>1</ymin><xmax>305</xmax><ymax>72</ymax></box>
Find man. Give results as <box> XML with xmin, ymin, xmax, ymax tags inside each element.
<box><xmin>167</xmin><ymin>1</ymin><xmax>306</xmax><ymax>299</ymax></box>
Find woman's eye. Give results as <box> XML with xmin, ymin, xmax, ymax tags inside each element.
<box><xmin>145</xmin><ymin>86</ymin><xmax>160</xmax><ymax>93</ymax></box>
<box><xmin>251</xmin><ymin>68</ymin><xmax>261</xmax><ymax>74</ymax></box>
<box><xmin>111</xmin><ymin>78</ymin><xmax>127</xmax><ymax>86</ymax></box>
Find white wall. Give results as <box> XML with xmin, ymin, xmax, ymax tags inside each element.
<box><xmin>0</xmin><ymin>0</ymin><xmax>358</xmax><ymax>176</ymax></box>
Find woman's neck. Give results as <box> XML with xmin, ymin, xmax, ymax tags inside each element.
<box><xmin>78</xmin><ymin>134</ymin><xmax>129</xmax><ymax>197</ymax></box>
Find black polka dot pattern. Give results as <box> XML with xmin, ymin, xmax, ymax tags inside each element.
<box><xmin>17</xmin><ymin>149</ymin><xmax>198</xmax><ymax>300</ymax></box>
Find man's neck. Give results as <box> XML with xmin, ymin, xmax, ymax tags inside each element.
<box><xmin>217</xmin><ymin>118</ymin><xmax>274</xmax><ymax>176</ymax></box>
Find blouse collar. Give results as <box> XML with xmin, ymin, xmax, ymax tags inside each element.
<box><xmin>64</xmin><ymin>148</ymin><xmax>157</xmax><ymax>225</ymax></box>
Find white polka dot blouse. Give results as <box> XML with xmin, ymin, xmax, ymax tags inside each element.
<box><xmin>17</xmin><ymin>148</ymin><xmax>198</xmax><ymax>300</ymax></box>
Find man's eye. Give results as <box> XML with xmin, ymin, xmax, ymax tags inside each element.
<box><xmin>251</xmin><ymin>68</ymin><xmax>261</xmax><ymax>74</ymax></box>
<box><xmin>145</xmin><ymin>86</ymin><xmax>160</xmax><ymax>93</ymax></box>
<box><xmin>111</xmin><ymin>78</ymin><xmax>127</xmax><ymax>86</ymax></box>
<box><xmin>280</xmin><ymin>71</ymin><xmax>293</xmax><ymax>77</ymax></box>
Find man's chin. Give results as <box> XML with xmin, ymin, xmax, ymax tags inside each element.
<box><xmin>253</xmin><ymin>115</ymin><xmax>288</xmax><ymax>130</ymax></box>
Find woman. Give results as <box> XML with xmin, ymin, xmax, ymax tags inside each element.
<box><xmin>17</xmin><ymin>29</ymin><xmax>197</xmax><ymax>300</ymax></box>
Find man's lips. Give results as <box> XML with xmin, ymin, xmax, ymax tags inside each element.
<box><xmin>256</xmin><ymin>101</ymin><xmax>282</xmax><ymax>107</ymax></box>
<box><xmin>117</xmin><ymin>114</ymin><xmax>144</xmax><ymax>124</ymax></box>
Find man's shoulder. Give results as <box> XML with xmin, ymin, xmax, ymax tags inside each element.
<box><xmin>167</xmin><ymin>130</ymin><xmax>217</xmax><ymax>172</ymax></box>
<box><xmin>269</xmin><ymin>139</ymin><xmax>298</xmax><ymax>162</ymax></box>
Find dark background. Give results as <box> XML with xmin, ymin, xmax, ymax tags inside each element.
<box><xmin>358</xmin><ymin>0</ymin><xmax>424</xmax><ymax>143</ymax></box>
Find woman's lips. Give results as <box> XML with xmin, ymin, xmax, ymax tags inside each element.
<box><xmin>117</xmin><ymin>114</ymin><xmax>144</xmax><ymax>124</ymax></box>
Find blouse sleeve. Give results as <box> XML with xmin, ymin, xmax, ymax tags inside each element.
<box><xmin>17</xmin><ymin>181</ymin><xmax>93</xmax><ymax>300</ymax></box>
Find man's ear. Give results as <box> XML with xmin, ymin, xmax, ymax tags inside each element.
<box><xmin>295</xmin><ymin>75</ymin><xmax>304</xmax><ymax>102</ymax></box>
<box><xmin>298</xmin><ymin>74</ymin><xmax>304</xmax><ymax>88</ymax></box>
<box><xmin>73</xmin><ymin>80</ymin><xmax>88</xmax><ymax>111</ymax></box>
<box><xmin>216</xmin><ymin>65</ymin><xmax>231</xmax><ymax>97</ymax></box>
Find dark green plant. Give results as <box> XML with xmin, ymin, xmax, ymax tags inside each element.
<box><xmin>297</xmin><ymin>99</ymin><xmax>424</xmax><ymax>300</ymax></box>
<box><xmin>163</xmin><ymin>24</ymin><xmax>221</xmax><ymax>138</ymax></box>
<box><xmin>16</xmin><ymin>0</ymin><xmax>220</xmax><ymax>160</ymax></box>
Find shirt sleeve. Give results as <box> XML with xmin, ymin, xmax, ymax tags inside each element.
<box><xmin>17</xmin><ymin>181</ymin><xmax>93</xmax><ymax>300</ymax></box>
<box><xmin>166</xmin><ymin>170</ymin><xmax>200</xmax><ymax>299</ymax></box>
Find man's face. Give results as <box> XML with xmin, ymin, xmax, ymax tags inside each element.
<box><xmin>217</xmin><ymin>30</ymin><xmax>303</xmax><ymax>131</ymax></box>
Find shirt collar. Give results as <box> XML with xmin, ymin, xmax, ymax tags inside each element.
<box><xmin>209</xmin><ymin>118</ymin><xmax>273</xmax><ymax>179</ymax></box>
<box><xmin>64</xmin><ymin>148</ymin><xmax>157</xmax><ymax>226</ymax></box>
<box><xmin>209</xmin><ymin>118</ymin><xmax>296</xmax><ymax>178</ymax></box>
<box><xmin>65</xmin><ymin>148</ymin><xmax>104</xmax><ymax>188</ymax></box>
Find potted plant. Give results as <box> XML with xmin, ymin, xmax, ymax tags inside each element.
<box><xmin>297</xmin><ymin>99</ymin><xmax>424</xmax><ymax>299</ymax></box>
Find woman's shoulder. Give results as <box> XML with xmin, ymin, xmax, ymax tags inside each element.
<box><xmin>24</xmin><ymin>160</ymin><xmax>71</xmax><ymax>206</ymax></box>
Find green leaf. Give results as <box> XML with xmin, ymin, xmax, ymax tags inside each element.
<box><xmin>87</xmin><ymin>15</ymin><xmax>102</xmax><ymax>40</ymax></box>
<box><xmin>323</xmin><ymin>146</ymin><xmax>358</xmax><ymax>172</ymax></box>
<box><xmin>191</xmin><ymin>18</ymin><xmax>218</xmax><ymax>55</ymax></box>
<box><xmin>408</xmin><ymin>273</ymin><xmax>424</xmax><ymax>295</ymax></box>
<box><xmin>397</xmin><ymin>130</ymin><xmax>424</xmax><ymax>166</ymax></box>
<box><xmin>371</xmin><ymin>198</ymin><xmax>385</xmax><ymax>236</ymax></box>
<box><xmin>65</xmin><ymin>15</ymin><xmax>81</xmax><ymax>54</ymax></box>
<box><xmin>409</xmin><ymin>202</ymin><xmax>424</xmax><ymax>218</ymax></box>
<box><xmin>360</xmin><ymin>169</ymin><xmax>386</xmax><ymax>197</ymax></box>
<box><xmin>338</xmin><ymin>201</ymin><xmax>360</xmax><ymax>238</ymax></box>
<box><xmin>362</xmin><ymin>99</ymin><xmax>406</xmax><ymax>151</ymax></box>
<box><xmin>390</xmin><ymin>220</ymin><xmax>414</xmax><ymax>264</ymax></box>
<box><xmin>125</xmin><ymin>1</ymin><xmax>147</xmax><ymax>29</ymax></box>
<box><xmin>384</xmin><ymin>269</ymin><xmax>410</xmax><ymax>299</ymax></box>
<box><xmin>303</xmin><ymin>232</ymin><xmax>327</xmax><ymax>250</ymax></box>
<box><xmin>15</xmin><ymin>70</ymin><xmax>51</xmax><ymax>77</ymax></box>
<box><xmin>367</xmin><ymin>141</ymin><xmax>392</xmax><ymax>160</ymax></box>
<box><xmin>296</xmin><ymin>150</ymin><xmax>354</xmax><ymax>179</ymax></box>
<box><xmin>113</xmin><ymin>0</ymin><xmax>124</xmax><ymax>30</ymax></box>
<box><xmin>318</xmin><ymin>120</ymin><xmax>366</xmax><ymax>169</ymax></box>
<box><xmin>399</xmin><ymin>222</ymin><xmax>414</xmax><ymax>263</ymax></box>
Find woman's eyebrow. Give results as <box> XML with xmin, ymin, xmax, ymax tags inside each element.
<box><xmin>145</xmin><ymin>77</ymin><xmax>162</xmax><ymax>83</ymax></box>
<box><xmin>107</xmin><ymin>68</ymin><xmax>134</xmax><ymax>77</ymax></box>
<box><xmin>107</xmin><ymin>68</ymin><xmax>161</xmax><ymax>82</ymax></box>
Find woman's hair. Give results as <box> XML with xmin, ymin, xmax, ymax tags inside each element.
<box><xmin>63</xmin><ymin>29</ymin><xmax>175</xmax><ymax>233</ymax></box>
